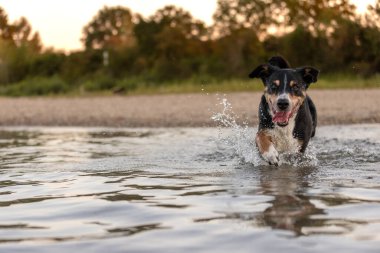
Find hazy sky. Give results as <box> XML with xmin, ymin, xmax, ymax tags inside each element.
<box><xmin>0</xmin><ymin>0</ymin><xmax>375</xmax><ymax>52</ymax></box>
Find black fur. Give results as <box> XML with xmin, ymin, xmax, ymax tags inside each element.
<box><xmin>268</xmin><ymin>56</ymin><xmax>291</xmax><ymax>68</ymax></box>
<box><xmin>306</xmin><ymin>96</ymin><xmax>317</xmax><ymax>138</ymax></box>
<box><xmin>249</xmin><ymin>64</ymin><xmax>279</xmax><ymax>84</ymax></box>
<box><xmin>258</xmin><ymin>94</ymin><xmax>275</xmax><ymax>130</ymax></box>
<box><xmin>293</xmin><ymin>96</ymin><xmax>316</xmax><ymax>152</ymax></box>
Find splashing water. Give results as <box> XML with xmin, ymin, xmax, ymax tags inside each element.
<box><xmin>281</xmin><ymin>144</ymin><xmax>318</xmax><ymax>166</ymax></box>
<box><xmin>211</xmin><ymin>97</ymin><xmax>317</xmax><ymax>167</ymax></box>
<box><xmin>211</xmin><ymin>97</ymin><xmax>262</xmax><ymax>165</ymax></box>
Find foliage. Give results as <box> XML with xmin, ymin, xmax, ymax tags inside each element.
<box><xmin>82</xmin><ymin>75</ymin><xmax>116</xmax><ymax>92</ymax></box>
<box><xmin>0</xmin><ymin>2</ymin><xmax>380</xmax><ymax>96</ymax></box>
<box><xmin>82</xmin><ymin>6</ymin><xmax>135</xmax><ymax>50</ymax></box>
<box><xmin>0</xmin><ymin>7</ymin><xmax>41</xmax><ymax>84</ymax></box>
<box><xmin>0</xmin><ymin>76</ymin><xmax>69</xmax><ymax>96</ymax></box>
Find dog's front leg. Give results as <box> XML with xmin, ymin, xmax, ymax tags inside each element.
<box><xmin>256</xmin><ymin>130</ymin><xmax>279</xmax><ymax>166</ymax></box>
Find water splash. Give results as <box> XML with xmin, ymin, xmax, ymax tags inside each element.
<box><xmin>281</xmin><ymin>144</ymin><xmax>318</xmax><ymax>167</ymax></box>
<box><xmin>211</xmin><ymin>97</ymin><xmax>262</xmax><ymax>165</ymax></box>
<box><xmin>211</xmin><ymin>97</ymin><xmax>317</xmax><ymax>167</ymax></box>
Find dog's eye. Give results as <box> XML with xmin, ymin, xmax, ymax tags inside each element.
<box><xmin>271</xmin><ymin>83</ymin><xmax>278</xmax><ymax>91</ymax></box>
<box><xmin>292</xmin><ymin>84</ymin><xmax>299</xmax><ymax>91</ymax></box>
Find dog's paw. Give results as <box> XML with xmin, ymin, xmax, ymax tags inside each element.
<box><xmin>262</xmin><ymin>145</ymin><xmax>280</xmax><ymax>166</ymax></box>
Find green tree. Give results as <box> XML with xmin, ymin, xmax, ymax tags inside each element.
<box><xmin>211</xmin><ymin>28</ymin><xmax>265</xmax><ymax>77</ymax></box>
<box><xmin>213</xmin><ymin>0</ymin><xmax>356</xmax><ymax>37</ymax></box>
<box><xmin>0</xmin><ymin>7</ymin><xmax>11</xmax><ymax>41</ymax></box>
<box><xmin>82</xmin><ymin>6</ymin><xmax>136</xmax><ymax>50</ymax></box>
<box><xmin>133</xmin><ymin>5</ymin><xmax>208</xmax><ymax>80</ymax></box>
<box><xmin>0</xmin><ymin>8</ymin><xmax>41</xmax><ymax>49</ymax></box>
<box><xmin>0</xmin><ymin>7</ymin><xmax>41</xmax><ymax>83</ymax></box>
<box><xmin>11</xmin><ymin>17</ymin><xmax>41</xmax><ymax>51</ymax></box>
<box><xmin>60</xmin><ymin>50</ymin><xmax>103</xmax><ymax>83</ymax></box>
<box><xmin>268</xmin><ymin>26</ymin><xmax>329</xmax><ymax>67</ymax></box>
<box><xmin>287</xmin><ymin>0</ymin><xmax>356</xmax><ymax>36</ymax></box>
<box><xmin>367</xmin><ymin>0</ymin><xmax>380</xmax><ymax>28</ymax></box>
<box><xmin>213</xmin><ymin>0</ymin><xmax>278</xmax><ymax>37</ymax></box>
<box><xmin>134</xmin><ymin>5</ymin><xmax>207</xmax><ymax>57</ymax></box>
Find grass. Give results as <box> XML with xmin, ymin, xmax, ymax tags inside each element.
<box><xmin>0</xmin><ymin>74</ymin><xmax>379</xmax><ymax>97</ymax></box>
<box><xmin>312</xmin><ymin>74</ymin><xmax>380</xmax><ymax>89</ymax></box>
<box><xmin>125</xmin><ymin>74</ymin><xmax>380</xmax><ymax>95</ymax></box>
<box><xmin>127</xmin><ymin>79</ymin><xmax>263</xmax><ymax>95</ymax></box>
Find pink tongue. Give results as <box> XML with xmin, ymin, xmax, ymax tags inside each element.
<box><xmin>273</xmin><ymin>111</ymin><xmax>291</xmax><ymax>123</ymax></box>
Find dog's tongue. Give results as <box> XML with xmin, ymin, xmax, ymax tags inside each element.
<box><xmin>273</xmin><ymin>111</ymin><xmax>292</xmax><ymax>123</ymax></box>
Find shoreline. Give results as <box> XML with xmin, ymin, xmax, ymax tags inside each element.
<box><xmin>0</xmin><ymin>89</ymin><xmax>379</xmax><ymax>127</ymax></box>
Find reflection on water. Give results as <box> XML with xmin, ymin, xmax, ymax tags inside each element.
<box><xmin>0</xmin><ymin>126</ymin><xmax>380</xmax><ymax>252</ymax></box>
<box><xmin>257</xmin><ymin>166</ymin><xmax>324</xmax><ymax>236</ymax></box>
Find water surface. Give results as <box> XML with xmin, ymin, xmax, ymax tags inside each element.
<box><xmin>0</xmin><ymin>125</ymin><xmax>379</xmax><ymax>253</ymax></box>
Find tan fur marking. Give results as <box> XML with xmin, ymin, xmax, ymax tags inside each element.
<box><xmin>256</xmin><ymin>130</ymin><xmax>273</xmax><ymax>154</ymax></box>
<box><xmin>273</xmin><ymin>80</ymin><xmax>280</xmax><ymax>86</ymax></box>
<box><xmin>265</xmin><ymin>93</ymin><xmax>276</xmax><ymax>108</ymax></box>
<box><xmin>290</xmin><ymin>80</ymin><xmax>296</xmax><ymax>87</ymax></box>
<box><xmin>289</xmin><ymin>94</ymin><xmax>305</xmax><ymax>112</ymax></box>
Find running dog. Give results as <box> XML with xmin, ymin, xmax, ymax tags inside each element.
<box><xmin>249</xmin><ymin>56</ymin><xmax>319</xmax><ymax>166</ymax></box>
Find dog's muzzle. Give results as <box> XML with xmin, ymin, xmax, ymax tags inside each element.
<box><xmin>272</xmin><ymin>96</ymin><xmax>292</xmax><ymax>127</ymax></box>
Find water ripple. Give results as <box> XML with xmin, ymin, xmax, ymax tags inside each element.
<box><xmin>0</xmin><ymin>126</ymin><xmax>379</xmax><ymax>252</ymax></box>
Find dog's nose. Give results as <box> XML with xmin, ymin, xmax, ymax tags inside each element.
<box><xmin>277</xmin><ymin>99</ymin><xmax>290</xmax><ymax>110</ymax></box>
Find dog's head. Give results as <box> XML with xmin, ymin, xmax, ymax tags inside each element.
<box><xmin>249</xmin><ymin>56</ymin><xmax>319</xmax><ymax>127</ymax></box>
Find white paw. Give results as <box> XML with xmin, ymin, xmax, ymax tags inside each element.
<box><xmin>262</xmin><ymin>145</ymin><xmax>280</xmax><ymax>166</ymax></box>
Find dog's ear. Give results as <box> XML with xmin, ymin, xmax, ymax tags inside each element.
<box><xmin>296</xmin><ymin>67</ymin><xmax>319</xmax><ymax>89</ymax></box>
<box><xmin>268</xmin><ymin>56</ymin><xmax>291</xmax><ymax>69</ymax></box>
<box><xmin>249</xmin><ymin>64</ymin><xmax>277</xmax><ymax>85</ymax></box>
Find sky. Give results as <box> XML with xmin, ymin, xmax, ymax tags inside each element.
<box><xmin>0</xmin><ymin>0</ymin><xmax>375</xmax><ymax>52</ymax></box>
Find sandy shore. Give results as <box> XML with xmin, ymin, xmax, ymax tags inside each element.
<box><xmin>0</xmin><ymin>89</ymin><xmax>379</xmax><ymax>127</ymax></box>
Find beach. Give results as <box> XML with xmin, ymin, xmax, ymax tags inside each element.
<box><xmin>0</xmin><ymin>89</ymin><xmax>379</xmax><ymax>127</ymax></box>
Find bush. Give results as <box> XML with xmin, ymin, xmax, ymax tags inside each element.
<box><xmin>0</xmin><ymin>76</ymin><xmax>70</xmax><ymax>96</ymax></box>
<box><xmin>81</xmin><ymin>76</ymin><xmax>116</xmax><ymax>92</ymax></box>
<box><xmin>113</xmin><ymin>78</ymin><xmax>140</xmax><ymax>94</ymax></box>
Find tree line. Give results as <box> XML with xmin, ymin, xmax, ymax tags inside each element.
<box><xmin>0</xmin><ymin>0</ymin><xmax>379</xmax><ymax>95</ymax></box>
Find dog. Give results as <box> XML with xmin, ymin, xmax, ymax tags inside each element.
<box><xmin>249</xmin><ymin>56</ymin><xmax>319</xmax><ymax>166</ymax></box>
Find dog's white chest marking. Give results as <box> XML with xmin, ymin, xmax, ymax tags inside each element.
<box><xmin>268</xmin><ymin>117</ymin><xmax>300</xmax><ymax>153</ymax></box>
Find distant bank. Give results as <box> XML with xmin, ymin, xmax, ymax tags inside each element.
<box><xmin>0</xmin><ymin>89</ymin><xmax>379</xmax><ymax>127</ymax></box>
